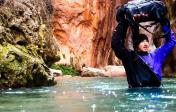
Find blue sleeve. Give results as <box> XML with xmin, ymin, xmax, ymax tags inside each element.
<box><xmin>154</xmin><ymin>26</ymin><xmax>176</xmax><ymax>62</ymax></box>
<box><xmin>162</xmin><ymin>25</ymin><xmax>171</xmax><ymax>42</ymax></box>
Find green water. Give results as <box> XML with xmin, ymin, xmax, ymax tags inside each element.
<box><xmin>0</xmin><ymin>77</ymin><xmax>176</xmax><ymax>112</ymax></box>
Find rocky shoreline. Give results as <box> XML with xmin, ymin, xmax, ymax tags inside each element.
<box><xmin>51</xmin><ymin>65</ymin><xmax>126</xmax><ymax>80</ymax></box>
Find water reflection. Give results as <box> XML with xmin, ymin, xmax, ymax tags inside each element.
<box><xmin>0</xmin><ymin>77</ymin><xmax>176</xmax><ymax>112</ymax></box>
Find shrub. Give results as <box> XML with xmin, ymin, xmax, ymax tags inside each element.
<box><xmin>51</xmin><ymin>64</ymin><xmax>80</xmax><ymax>76</ymax></box>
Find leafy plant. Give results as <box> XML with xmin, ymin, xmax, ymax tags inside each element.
<box><xmin>51</xmin><ymin>64</ymin><xmax>80</xmax><ymax>76</ymax></box>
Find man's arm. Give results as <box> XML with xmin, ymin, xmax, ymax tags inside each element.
<box><xmin>111</xmin><ymin>6</ymin><xmax>129</xmax><ymax>60</ymax></box>
<box><xmin>111</xmin><ymin>22</ymin><xmax>129</xmax><ymax>59</ymax></box>
<box><xmin>154</xmin><ymin>24</ymin><xmax>176</xmax><ymax>62</ymax></box>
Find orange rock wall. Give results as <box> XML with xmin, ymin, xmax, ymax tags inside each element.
<box><xmin>52</xmin><ymin>0</ymin><xmax>126</xmax><ymax>69</ymax></box>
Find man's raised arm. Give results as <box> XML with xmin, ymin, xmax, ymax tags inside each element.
<box><xmin>111</xmin><ymin>6</ymin><xmax>129</xmax><ymax>59</ymax></box>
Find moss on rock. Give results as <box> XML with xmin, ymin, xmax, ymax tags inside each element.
<box><xmin>0</xmin><ymin>0</ymin><xmax>58</xmax><ymax>88</ymax></box>
<box><xmin>0</xmin><ymin>43</ymin><xmax>56</xmax><ymax>88</ymax></box>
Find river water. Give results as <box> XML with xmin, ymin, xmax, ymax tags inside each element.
<box><xmin>0</xmin><ymin>77</ymin><xmax>176</xmax><ymax>112</ymax></box>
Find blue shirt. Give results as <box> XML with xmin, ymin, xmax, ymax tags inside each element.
<box><xmin>139</xmin><ymin>29</ymin><xmax>176</xmax><ymax>80</ymax></box>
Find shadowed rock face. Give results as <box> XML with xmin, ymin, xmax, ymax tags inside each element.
<box><xmin>0</xmin><ymin>0</ymin><xmax>59</xmax><ymax>88</ymax></box>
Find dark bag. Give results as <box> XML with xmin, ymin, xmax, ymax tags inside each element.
<box><xmin>124</xmin><ymin>0</ymin><xmax>167</xmax><ymax>23</ymax></box>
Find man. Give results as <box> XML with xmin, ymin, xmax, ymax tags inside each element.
<box><xmin>111</xmin><ymin>6</ymin><xmax>176</xmax><ymax>88</ymax></box>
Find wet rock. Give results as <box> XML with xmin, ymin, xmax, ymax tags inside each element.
<box><xmin>0</xmin><ymin>0</ymin><xmax>58</xmax><ymax>88</ymax></box>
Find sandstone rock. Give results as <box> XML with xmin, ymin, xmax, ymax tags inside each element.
<box><xmin>81</xmin><ymin>67</ymin><xmax>105</xmax><ymax>77</ymax></box>
<box><xmin>104</xmin><ymin>65</ymin><xmax>126</xmax><ymax>77</ymax></box>
<box><xmin>51</xmin><ymin>0</ymin><xmax>120</xmax><ymax>69</ymax></box>
<box><xmin>81</xmin><ymin>66</ymin><xmax>126</xmax><ymax>77</ymax></box>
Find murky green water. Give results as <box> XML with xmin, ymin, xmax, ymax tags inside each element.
<box><xmin>0</xmin><ymin>77</ymin><xmax>176</xmax><ymax>112</ymax></box>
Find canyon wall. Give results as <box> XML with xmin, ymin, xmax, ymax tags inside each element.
<box><xmin>51</xmin><ymin>0</ymin><xmax>125</xmax><ymax>69</ymax></box>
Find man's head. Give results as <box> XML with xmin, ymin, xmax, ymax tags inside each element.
<box><xmin>133</xmin><ymin>34</ymin><xmax>149</xmax><ymax>52</ymax></box>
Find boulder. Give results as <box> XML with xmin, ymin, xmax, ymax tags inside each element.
<box><xmin>104</xmin><ymin>65</ymin><xmax>126</xmax><ymax>77</ymax></box>
<box><xmin>49</xmin><ymin>68</ymin><xmax>63</xmax><ymax>76</ymax></box>
<box><xmin>81</xmin><ymin>67</ymin><xmax>105</xmax><ymax>77</ymax></box>
<box><xmin>81</xmin><ymin>66</ymin><xmax>126</xmax><ymax>77</ymax></box>
<box><xmin>0</xmin><ymin>0</ymin><xmax>58</xmax><ymax>88</ymax></box>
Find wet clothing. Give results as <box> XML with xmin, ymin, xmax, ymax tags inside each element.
<box><xmin>111</xmin><ymin>22</ymin><xmax>176</xmax><ymax>88</ymax></box>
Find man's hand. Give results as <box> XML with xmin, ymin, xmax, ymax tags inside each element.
<box><xmin>133</xmin><ymin>13</ymin><xmax>149</xmax><ymax>22</ymax></box>
<box><xmin>159</xmin><ymin>18</ymin><xmax>170</xmax><ymax>26</ymax></box>
<box><xmin>116</xmin><ymin>6</ymin><xmax>126</xmax><ymax>22</ymax></box>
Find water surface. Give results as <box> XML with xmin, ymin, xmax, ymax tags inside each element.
<box><xmin>1</xmin><ymin>77</ymin><xmax>176</xmax><ymax>112</ymax></box>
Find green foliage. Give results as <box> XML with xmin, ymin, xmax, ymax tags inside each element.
<box><xmin>51</xmin><ymin>64</ymin><xmax>80</xmax><ymax>76</ymax></box>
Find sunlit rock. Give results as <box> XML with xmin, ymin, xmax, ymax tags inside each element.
<box><xmin>81</xmin><ymin>66</ymin><xmax>126</xmax><ymax>77</ymax></box>
<box><xmin>81</xmin><ymin>67</ymin><xmax>105</xmax><ymax>77</ymax></box>
<box><xmin>104</xmin><ymin>65</ymin><xmax>126</xmax><ymax>77</ymax></box>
